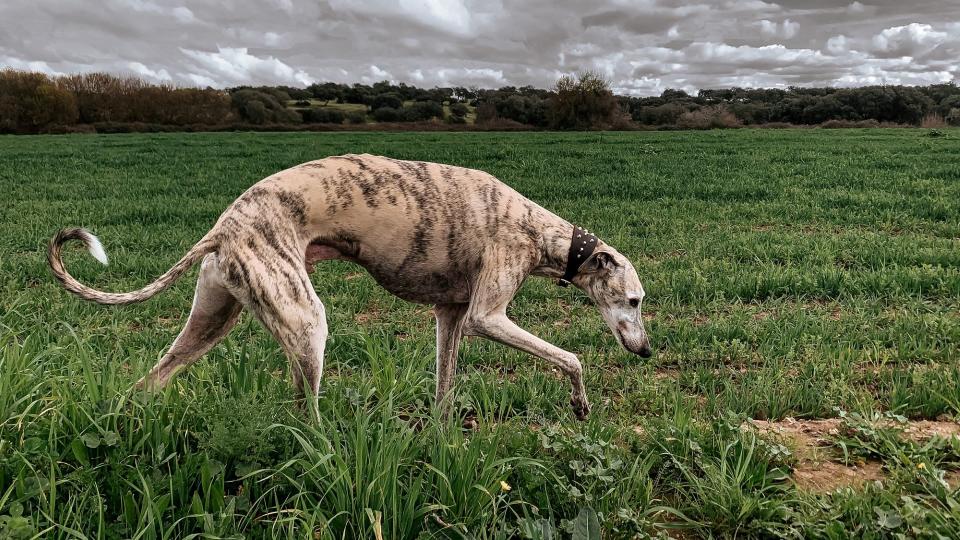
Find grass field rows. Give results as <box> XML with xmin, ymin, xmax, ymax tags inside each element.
<box><xmin>1</xmin><ymin>129</ymin><xmax>959</xmax><ymax>538</ymax></box>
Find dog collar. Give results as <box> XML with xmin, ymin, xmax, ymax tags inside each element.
<box><xmin>558</xmin><ymin>225</ymin><xmax>598</xmax><ymax>287</ymax></box>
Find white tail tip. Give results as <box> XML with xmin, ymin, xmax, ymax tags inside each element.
<box><xmin>85</xmin><ymin>232</ymin><xmax>109</xmax><ymax>265</ymax></box>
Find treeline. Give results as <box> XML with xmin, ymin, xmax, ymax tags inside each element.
<box><xmin>621</xmin><ymin>85</ymin><xmax>960</xmax><ymax>127</ymax></box>
<box><xmin>2</xmin><ymin>67</ymin><xmax>959</xmax><ymax>134</ymax></box>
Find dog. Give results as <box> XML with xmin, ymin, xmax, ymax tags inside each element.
<box><xmin>48</xmin><ymin>154</ymin><xmax>651</xmax><ymax>420</ymax></box>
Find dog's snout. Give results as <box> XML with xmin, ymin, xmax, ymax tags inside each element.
<box><xmin>637</xmin><ymin>343</ymin><xmax>652</xmax><ymax>358</ymax></box>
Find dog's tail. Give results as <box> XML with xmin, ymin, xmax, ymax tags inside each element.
<box><xmin>47</xmin><ymin>228</ymin><xmax>218</xmax><ymax>305</ymax></box>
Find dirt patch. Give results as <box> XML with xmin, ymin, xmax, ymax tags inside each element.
<box><xmin>354</xmin><ymin>304</ymin><xmax>384</xmax><ymax>324</ymax></box>
<box><xmin>793</xmin><ymin>460</ymin><xmax>885</xmax><ymax>492</ymax></box>
<box><xmin>746</xmin><ymin>418</ymin><xmax>880</xmax><ymax>492</ymax></box>
<box><xmin>901</xmin><ymin>420</ymin><xmax>960</xmax><ymax>441</ymax></box>
<box><xmin>946</xmin><ymin>470</ymin><xmax>960</xmax><ymax>490</ymax></box>
<box><xmin>746</xmin><ymin>417</ymin><xmax>960</xmax><ymax>493</ymax></box>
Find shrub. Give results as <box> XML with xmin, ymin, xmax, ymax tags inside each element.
<box><xmin>474</xmin><ymin>102</ymin><xmax>498</xmax><ymax>124</ymax></box>
<box><xmin>301</xmin><ymin>108</ymin><xmax>345</xmax><ymax>124</ymax></box>
<box><xmin>294</xmin><ymin>99</ymin><xmax>311</xmax><ymax>107</ymax></box>
<box><xmin>449</xmin><ymin>102</ymin><xmax>469</xmax><ymax>119</ymax></box>
<box><xmin>372</xmin><ymin>106</ymin><xmax>402</xmax><ymax>122</ymax></box>
<box><xmin>630</xmin><ymin>102</ymin><xmax>689</xmax><ymax>125</ymax></box>
<box><xmin>947</xmin><ymin>108</ymin><xmax>960</xmax><ymax>127</ymax></box>
<box><xmin>921</xmin><ymin>113</ymin><xmax>946</xmax><ymax>128</ymax></box>
<box><xmin>755</xmin><ymin>122</ymin><xmax>796</xmax><ymax>129</ymax></box>
<box><xmin>676</xmin><ymin>106</ymin><xmax>742</xmax><ymax>129</ymax></box>
<box><xmin>820</xmin><ymin>119</ymin><xmax>881</xmax><ymax>129</ymax></box>
<box><xmin>231</xmin><ymin>90</ymin><xmax>300</xmax><ymax>124</ymax></box>
<box><xmin>346</xmin><ymin>111</ymin><xmax>367</xmax><ymax>124</ymax></box>
<box><xmin>495</xmin><ymin>95</ymin><xmax>547</xmax><ymax>126</ymax></box>
<box><xmin>402</xmin><ymin>101</ymin><xmax>443</xmax><ymax>121</ymax></box>
<box><xmin>370</xmin><ymin>93</ymin><xmax>403</xmax><ymax>111</ymax></box>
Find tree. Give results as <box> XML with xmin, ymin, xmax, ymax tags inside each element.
<box><xmin>449</xmin><ymin>102</ymin><xmax>469</xmax><ymax>119</ymax></box>
<box><xmin>308</xmin><ymin>82</ymin><xmax>342</xmax><ymax>105</ymax></box>
<box><xmin>370</xmin><ymin>93</ymin><xmax>403</xmax><ymax>111</ymax></box>
<box><xmin>372</xmin><ymin>106</ymin><xmax>402</xmax><ymax>122</ymax></box>
<box><xmin>231</xmin><ymin>90</ymin><xmax>300</xmax><ymax>124</ymax></box>
<box><xmin>547</xmin><ymin>72</ymin><xmax>619</xmax><ymax>129</ymax></box>
<box><xmin>0</xmin><ymin>69</ymin><xmax>78</xmax><ymax>133</ymax></box>
<box><xmin>402</xmin><ymin>101</ymin><xmax>444</xmax><ymax>121</ymax></box>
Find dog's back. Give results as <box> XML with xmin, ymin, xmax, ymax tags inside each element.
<box><xmin>219</xmin><ymin>154</ymin><xmax>557</xmax><ymax>303</ymax></box>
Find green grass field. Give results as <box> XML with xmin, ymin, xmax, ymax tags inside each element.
<box><xmin>1</xmin><ymin>129</ymin><xmax>959</xmax><ymax>538</ymax></box>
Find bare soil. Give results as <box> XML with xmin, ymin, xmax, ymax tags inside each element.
<box><xmin>746</xmin><ymin>417</ymin><xmax>960</xmax><ymax>492</ymax></box>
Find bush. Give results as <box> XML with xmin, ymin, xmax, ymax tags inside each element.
<box><xmin>294</xmin><ymin>99</ymin><xmax>311</xmax><ymax>107</ymax></box>
<box><xmin>449</xmin><ymin>102</ymin><xmax>469</xmax><ymax>119</ymax></box>
<box><xmin>820</xmin><ymin>119</ymin><xmax>881</xmax><ymax>129</ymax></box>
<box><xmin>947</xmin><ymin>108</ymin><xmax>960</xmax><ymax>127</ymax></box>
<box><xmin>630</xmin><ymin>102</ymin><xmax>689</xmax><ymax>125</ymax></box>
<box><xmin>495</xmin><ymin>95</ymin><xmax>547</xmax><ymax>126</ymax></box>
<box><xmin>231</xmin><ymin>90</ymin><xmax>300</xmax><ymax>124</ymax></box>
<box><xmin>475</xmin><ymin>102</ymin><xmax>498</xmax><ymax>124</ymax></box>
<box><xmin>372</xmin><ymin>107</ymin><xmax>402</xmax><ymax>122</ymax></box>
<box><xmin>754</xmin><ymin>122</ymin><xmax>796</xmax><ymax>129</ymax></box>
<box><xmin>921</xmin><ymin>113</ymin><xmax>946</xmax><ymax>128</ymax></box>
<box><xmin>402</xmin><ymin>101</ymin><xmax>443</xmax><ymax>121</ymax></box>
<box><xmin>346</xmin><ymin>111</ymin><xmax>367</xmax><ymax>124</ymax></box>
<box><xmin>676</xmin><ymin>106</ymin><xmax>741</xmax><ymax>129</ymax></box>
<box><xmin>301</xmin><ymin>108</ymin><xmax>345</xmax><ymax>124</ymax></box>
<box><xmin>370</xmin><ymin>93</ymin><xmax>403</xmax><ymax>111</ymax></box>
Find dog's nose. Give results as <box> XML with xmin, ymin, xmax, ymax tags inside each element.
<box><xmin>637</xmin><ymin>343</ymin><xmax>652</xmax><ymax>358</ymax></box>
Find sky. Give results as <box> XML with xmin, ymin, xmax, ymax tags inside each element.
<box><xmin>1</xmin><ymin>0</ymin><xmax>958</xmax><ymax>96</ymax></box>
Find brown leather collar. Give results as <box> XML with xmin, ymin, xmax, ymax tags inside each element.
<box><xmin>558</xmin><ymin>225</ymin><xmax>598</xmax><ymax>287</ymax></box>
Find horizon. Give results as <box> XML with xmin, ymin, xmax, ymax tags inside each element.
<box><xmin>1</xmin><ymin>1</ymin><xmax>958</xmax><ymax>97</ymax></box>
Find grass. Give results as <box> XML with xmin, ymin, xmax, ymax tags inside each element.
<box><xmin>1</xmin><ymin>128</ymin><xmax>959</xmax><ymax>538</ymax></box>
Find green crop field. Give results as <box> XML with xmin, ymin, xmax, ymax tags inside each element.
<box><xmin>1</xmin><ymin>129</ymin><xmax>959</xmax><ymax>538</ymax></box>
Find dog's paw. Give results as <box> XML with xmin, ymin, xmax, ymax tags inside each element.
<box><xmin>570</xmin><ymin>395</ymin><xmax>591</xmax><ymax>421</ymax></box>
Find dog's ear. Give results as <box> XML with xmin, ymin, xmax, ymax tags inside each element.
<box><xmin>581</xmin><ymin>249</ymin><xmax>618</xmax><ymax>273</ymax></box>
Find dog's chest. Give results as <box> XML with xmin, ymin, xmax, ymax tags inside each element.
<box><xmin>361</xmin><ymin>261</ymin><xmax>472</xmax><ymax>304</ymax></box>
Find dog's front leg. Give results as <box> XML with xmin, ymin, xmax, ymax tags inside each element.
<box><xmin>465</xmin><ymin>312</ymin><xmax>589</xmax><ymax>420</ymax></box>
<box><xmin>434</xmin><ymin>303</ymin><xmax>468</xmax><ymax>413</ymax></box>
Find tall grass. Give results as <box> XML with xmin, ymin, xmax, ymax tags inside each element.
<box><xmin>1</xmin><ymin>129</ymin><xmax>958</xmax><ymax>536</ymax></box>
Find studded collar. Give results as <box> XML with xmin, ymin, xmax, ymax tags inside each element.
<box><xmin>558</xmin><ymin>225</ymin><xmax>599</xmax><ymax>287</ymax></box>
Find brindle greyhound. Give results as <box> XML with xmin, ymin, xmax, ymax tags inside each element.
<box><xmin>48</xmin><ymin>154</ymin><xmax>651</xmax><ymax>420</ymax></box>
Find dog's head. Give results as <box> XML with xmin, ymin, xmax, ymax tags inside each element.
<box><xmin>573</xmin><ymin>246</ymin><xmax>652</xmax><ymax>358</ymax></box>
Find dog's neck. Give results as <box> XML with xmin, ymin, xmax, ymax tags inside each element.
<box><xmin>532</xmin><ymin>220</ymin><xmax>597</xmax><ymax>282</ymax></box>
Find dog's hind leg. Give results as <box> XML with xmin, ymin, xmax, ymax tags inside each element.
<box><xmin>434</xmin><ymin>303</ymin><xmax>468</xmax><ymax>413</ymax></box>
<box><xmin>136</xmin><ymin>254</ymin><xmax>242</xmax><ymax>391</ymax></box>
<box><xmin>223</xmin><ymin>256</ymin><xmax>328</xmax><ymax>420</ymax></box>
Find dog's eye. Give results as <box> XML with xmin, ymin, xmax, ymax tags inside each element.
<box><xmin>629</xmin><ymin>298</ymin><xmax>640</xmax><ymax>308</ymax></box>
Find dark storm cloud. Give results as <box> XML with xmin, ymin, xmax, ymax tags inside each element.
<box><xmin>1</xmin><ymin>0</ymin><xmax>957</xmax><ymax>95</ymax></box>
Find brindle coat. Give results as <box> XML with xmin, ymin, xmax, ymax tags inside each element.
<box><xmin>48</xmin><ymin>154</ymin><xmax>651</xmax><ymax>420</ymax></box>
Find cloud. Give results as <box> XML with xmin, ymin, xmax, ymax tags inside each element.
<box><xmin>826</xmin><ymin>35</ymin><xmax>849</xmax><ymax>55</ymax></box>
<box><xmin>872</xmin><ymin>23</ymin><xmax>952</xmax><ymax>58</ymax></box>
<box><xmin>757</xmin><ymin>19</ymin><xmax>799</xmax><ymax>39</ymax></box>
<box><xmin>327</xmin><ymin>0</ymin><xmax>473</xmax><ymax>36</ymax></box>
<box><xmin>180</xmin><ymin>47</ymin><xmax>315</xmax><ymax>87</ymax></box>
<box><xmin>0</xmin><ymin>55</ymin><xmax>64</xmax><ymax>76</ymax></box>
<box><xmin>0</xmin><ymin>0</ymin><xmax>957</xmax><ymax>96</ymax></box>
<box><xmin>127</xmin><ymin>61</ymin><xmax>172</xmax><ymax>82</ymax></box>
